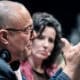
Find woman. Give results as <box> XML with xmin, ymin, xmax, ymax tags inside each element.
<box><xmin>20</xmin><ymin>12</ymin><xmax>65</xmax><ymax>80</ymax></box>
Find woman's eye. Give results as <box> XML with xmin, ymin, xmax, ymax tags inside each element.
<box><xmin>49</xmin><ymin>38</ymin><xmax>54</xmax><ymax>43</ymax></box>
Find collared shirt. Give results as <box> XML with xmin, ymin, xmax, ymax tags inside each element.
<box><xmin>14</xmin><ymin>68</ymin><xmax>23</xmax><ymax>80</ymax></box>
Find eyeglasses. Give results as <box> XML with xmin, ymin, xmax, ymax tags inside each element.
<box><xmin>5</xmin><ymin>25</ymin><xmax>33</xmax><ymax>35</ymax></box>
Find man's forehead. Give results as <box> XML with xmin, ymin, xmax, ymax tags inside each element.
<box><xmin>0</xmin><ymin>1</ymin><xmax>32</xmax><ymax>29</ymax></box>
<box><xmin>21</xmin><ymin>18</ymin><xmax>33</xmax><ymax>29</ymax></box>
<box><xmin>8</xmin><ymin>14</ymin><xmax>32</xmax><ymax>29</ymax></box>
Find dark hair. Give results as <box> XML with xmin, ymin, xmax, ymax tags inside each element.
<box><xmin>32</xmin><ymin>12</ymin><xmax>63</xmax><ymax>70</ymax></box>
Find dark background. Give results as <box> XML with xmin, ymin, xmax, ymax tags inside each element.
<box><xmin>12</xmin><ymin>0</ymin><xmax>80</xmax><ymax>38</ymax></box>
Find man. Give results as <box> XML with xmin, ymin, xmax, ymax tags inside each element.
<box><xmin>0</xmin><ymin>1</ymin><xmax>33</xmax><ymax>80</ymax></box>
<box><xmin>0</xmin><ymin>1</ymin><xmax>80</xmax><ymax>80</ymax></box>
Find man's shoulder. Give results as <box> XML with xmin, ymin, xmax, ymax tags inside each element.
<box><xmin>0</xmin><ymin>59</ymin><xmax>17</xmax><ymax>80</ymax></box>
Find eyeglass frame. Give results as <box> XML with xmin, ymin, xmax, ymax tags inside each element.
<box><xmin>5</xmin><ymin>25</ymin><xmax>32</xmax><ymax>32</ymax></box>
<box><xmin>4</xmin><ymin>25</ymin><xmax>33</xmax><ymax>39</ymax></box>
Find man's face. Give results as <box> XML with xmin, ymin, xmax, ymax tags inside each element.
<box><xmin>8</xmin><ymin>23</ymin><xmax>33</xmax><ymax>62</ymax></box>
<box><xmin>6</xmin><ymin>13</ymin><xmax>33</xmax><ymax>62</ymax></box>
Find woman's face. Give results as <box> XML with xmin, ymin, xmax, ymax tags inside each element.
<box><xmin>32</xmin><ymin>26</ymin><xmax>56</xmax><ymax>60</ymax></box>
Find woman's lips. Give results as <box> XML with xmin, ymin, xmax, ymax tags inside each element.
<box><xmin>39</xmin><ymin>50</ymin><xmax>49</xmax><ymax>56</ymax></box>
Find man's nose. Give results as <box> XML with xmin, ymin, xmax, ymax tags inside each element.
<box><xmin>30</xmin><ymin>30</ymin><xmax>37</xmax><ymax>40</ymax></box>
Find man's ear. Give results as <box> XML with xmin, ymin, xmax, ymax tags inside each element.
<box><xmin>0</xmin><ymin>29</ymin><xmax>8</xmax><ymax>45</ymax></box>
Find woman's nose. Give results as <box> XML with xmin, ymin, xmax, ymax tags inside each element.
<box><xmin>43</xmin><ymin>39</ymin><xmax>49</xmax><ymax>49</ymax></box>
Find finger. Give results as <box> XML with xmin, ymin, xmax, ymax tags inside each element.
<box><xmin>61</xmin><ymin>38</ymin><xmax>72</xmax><ymax>53</ymax></box>
<box><xmin>73</xmin><ymin>42</ymin><xmax>80</xmax><ymax>51</ymax></box>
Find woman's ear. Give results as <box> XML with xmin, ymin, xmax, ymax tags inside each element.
<box><xmin>0</xmin><ymin>29</ymin><xmax>8</xmax><ymax>45</ymax></box>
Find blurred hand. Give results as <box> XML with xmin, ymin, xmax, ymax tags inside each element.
<box><xmin>61</xmin><ymin>38</ymin><xmax>80</xmax><ymax>80</ymax></box>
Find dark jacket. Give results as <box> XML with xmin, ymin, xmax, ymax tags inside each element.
<box><xmin>0</xmin><ymin>58</ymin><xmax>17</xmax><ymax>80</ymax></box>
